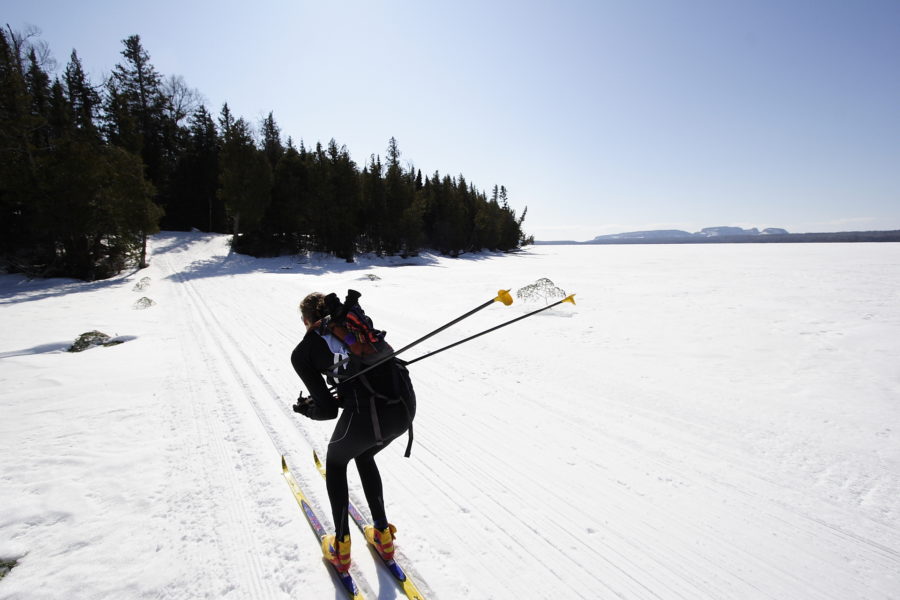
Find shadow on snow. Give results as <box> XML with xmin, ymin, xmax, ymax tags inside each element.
<box><xmin>0</xmin><ymin>271</ymin><xmax>138</xmax><ymax>306</ymax></box>
<box><xmin>0</xmin><ymin>231</ymin><xmax>524</xmax><ymax>303</ymax></box>
<box><xmin>155</xmin><ymin>231</ymin><xmax>515</xmax><ymax>283</ymax></box>
<box><xmin>0</xmin><ymin>335</ymin><xmax>139</xmax><ymax>359</ymax></box>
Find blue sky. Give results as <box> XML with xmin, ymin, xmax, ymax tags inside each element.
<box><xmin>7</xmin><ymin>0</ymin><xmax>900</xmax><ymax>240</ymax></box>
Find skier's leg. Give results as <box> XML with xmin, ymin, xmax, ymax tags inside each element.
<box><xmin>322</xmin><ymin>417</ymin><xmax>356</xmax><ymax>573</ymax></box>
<box><xmin>326</xmin><ymin>411</ymin><xmax>367</xmax><ymax>539</ymax></box>
<box><xmin>355</xmin><ymin>447</ymin><xmax>388</xmax><ymax>529</ymax></box>
<box><xmin>328</xmin><ymin>399</ymin><xmax>416</xmax><ymax>541</ymax></box>
<box><xmin>355</xmin><ymin>402</ymin><xmax>414</xmax><ymax>529</ymax></box>
<box><xmin>356</xmin><ymin>446</ymin><xmax>401</xmax><ymax>560</ymax></box>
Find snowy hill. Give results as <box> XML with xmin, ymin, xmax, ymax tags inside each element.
<box><xmin>534</xmin><ymin>227</ymin><xmax>900</xmax><ymax>245</ymax></box>
<box><xmin>591</xmin><ymin>226</ymin><xmax>789</xmax><ymax>241</ymax></box>
<box><xmin>592</xmin><ymin>229</ymin><xmax>697</xmax><ymax>240</ymax></box>
<box><xmin>2</xmin><ymin>232</ymin><xmax>900</xmax><ymax>599</ymax></box>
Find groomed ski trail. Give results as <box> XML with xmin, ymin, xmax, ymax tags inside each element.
<box><xmin>152</xmin><ymin>237</ymin><xmax>368</xmax><ymax>598</ymax></box>
<box><xmin>147</xmin><ymin>233</ymin><xmax>900</xmax><ymax>599</ymax></box>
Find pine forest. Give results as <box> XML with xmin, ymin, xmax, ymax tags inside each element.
<box><xmin>0</xmin><ymin>28</ymin><xmax>531</xmax><ymax>280</ymax></box>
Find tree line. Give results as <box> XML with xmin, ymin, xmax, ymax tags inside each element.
<box><xmin>0</xmin><ymin>27</ymin><xmax>531</xmax><ymax>280</ymax></box>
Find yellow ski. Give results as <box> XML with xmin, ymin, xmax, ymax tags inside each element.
<box><xmin>281</xmin><ymin>456</ymin><xmax>365</xmax><ymax>600</ymax></box>
<box><xmin>313</xmin><ymin>451</ymin><xmax>427</xmax><ymax>600</ymax></box>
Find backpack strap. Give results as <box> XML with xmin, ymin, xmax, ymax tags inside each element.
<box><xmin>390</xmin><ymin>363</ymin><xmax>415</xmax><ymax>458</ymax></box>
<box><xmin>357</xmin><ymin>373</ymin><xmax>388</xmax><ymax>447</ymax></box>
<box><xmin>369</xmin><ymin>394</ymin><xmax>384</xmax><ymax>447</ymax></box>
<box><xmin>357</xmin><ymin>370</ymin><xmax>415</xmax><ymax>457</ymax></box>
<box><xmin>402</xmin><ymin>413</ymin><xmax>414</xmax><ymax>458</ymax></box>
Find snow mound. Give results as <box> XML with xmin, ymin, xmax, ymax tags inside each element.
<box><xmin>133</xmin><ymin>296</ymin><xmax>156</xmax><ymax>310</ymax></box>
<box><xmin>515</xmin><ymin>277</ymin><xmax>567</xmax><ymax>304</ymax></box>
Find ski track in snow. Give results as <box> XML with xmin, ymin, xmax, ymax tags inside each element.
<box><xmin>1</xmin><ymin>232</ymin><xmax>899</xmax><ymax>599</ymax></box>
<box><xmin>159</xmin><ymin>242</ymin><xmax>388</xmax><ymax>599</ymax></box>
<box><xmin>164</xmin><ymin>253</ymin><xmax>291</xmax><ymax>598</ymax></box>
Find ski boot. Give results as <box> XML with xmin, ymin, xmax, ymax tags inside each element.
<box><xmin>364</xmin><ymin>523</ymin><xmax>397</xmax><ymax>560</ymax></box>
<box><xmin>321</xmin><ymin>534</ymin><xmax>352</xmax><ymax>573</ymax></box>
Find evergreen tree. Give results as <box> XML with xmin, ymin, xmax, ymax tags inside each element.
<box><xmin>102</xmin><ymin>77</ymin><xmax>140</xmax><ymax>155</ymax></box>
<box><xmin>106</xmin><ymin>34</ymin><xmax>188</xmax><ymax>233</ymax></box>
<box><xmin>63</xmin><ymin>50</ymin><xmax>100</xmax><ymax>141</ymax></box>
<box><xmin>107</xmin><ymin>35</ymin><xmax>168</xmax><ymax>180</ymax></box>
<box><xmin>103</xmin><ymin>34</ymin><xmax>173</xmax><ymax>264</ymax></box>
<box><xmin>261</xmin><ymin>111</ymin><xmax>284</xmax><ymax>171</ymax></box>
<box><xmin>0</xmin><ymin>26</ymin><xmax>41</xmax><ymax>259</ymax></box>
<box><xmin>493</xmin><ymin>185</ymin><xmax>528</xmax><ymax>250</ymax></box>
<box><xmin>427</xmin><ymin>173</ymin><xmax>469</xmax><ymax>255</ymax></box>
<box><xmin>398</xmin><ymin>194</ymin><xmax>424</xmax><ymax>257</ymax></box>
<box><xmin>46</xmin><ymin>79</ymin><xmax>71</xmax><ymax>141</ymax></box>
<box><xmin>382</xmin><ymin>137</ymin><xmax>416</xmax><ymax>255</ymax></box>
<box><xmin>2</xmin><ymin>26</ymin><xmax>531</xmax><ymax>273</ymax></box>
<box><xmin>40</xmin><ymin>140</ymin><xmax>161</xmax><ymax>278</ymax></box>
<box><xmin>292</xmin><ymin>139</ymin><xmax>356</xmax><ymax>259</ymax></box>
<box><xmin>322</xmin><ymin>139</ymin><xmax>360</xmax><ymax>260</ymax></box>
<box><xmin>419</xmin><ymin>171</ymin><xmax>438</xmax><ymax>249</ymax></box>
<box><xmin>168</xmin><ymin>106</ymin><xmax>223</xmax><ymax>232</ymax></box>
<box><xmin>359</xmin><ymin>154</ymin><xmax>386</xmax><ymax>253</ymax></box>
<box><xmin>473</xmin><ymin>198</ymin><xmax>499</xmax><ymax>250</ymax></box>
<box><xmin>25</xmin><ymin>48</ymin><xmax>52</xmax><ymax>149</ymax></box>
<box><xmin>304</xmin><ymin>141</ymin><xmax>329</xmax><ymax>250</ymax></box>
<box><xmin>218</xmin><ymin>111</ymin><xmax>272</xmax><ymax>236</ymax></box>
<box><xmin>0</xmin><ymin>27</ymin><xmax>162</xmax><ymax>277</ymax></box>
<box><xmin>268</xmin><ymin>143</ymin><xmax>309</xmax><ymax>252</ymax></box>
<box><xmin>218</xmin><ymin>102</ymin><xmax>234</xmax><ymax>138</ymax></box>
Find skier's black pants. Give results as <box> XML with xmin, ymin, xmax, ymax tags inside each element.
<box><xmin>326</xmin><ymin>398</ymin><xmax>414</xmax><ymax>540</ymax></box>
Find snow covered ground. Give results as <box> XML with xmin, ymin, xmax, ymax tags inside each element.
<box><xmin>2</xmin><ymin>232</ymin><xmax>899</xmax><ymax>599</ymax></box>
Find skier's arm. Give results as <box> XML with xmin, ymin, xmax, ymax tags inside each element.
<box><xmin>290</xmin><ymin>331</ymin><xmax>339</xmax><ymax>420</ymax></box>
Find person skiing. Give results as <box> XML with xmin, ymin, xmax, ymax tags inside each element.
<box><xmin>291</xmin><ymin>291</ymin><xmax>416</xmax><ymax>574</ymax></box>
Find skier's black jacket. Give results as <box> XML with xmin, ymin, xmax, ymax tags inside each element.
<box><xmin>290</xmin><ymin>328</ymin><xmax>341</xmax><ymax>420</ymax></box>
<box><xmin>290</xmin><ymin>327</ymin><xmax>413</xmax><ymax>421</ymax></box>
<box><xmin>291</xmin><ymin>326</ymin><xmax>416</xmax><ymax>539</ymax></box>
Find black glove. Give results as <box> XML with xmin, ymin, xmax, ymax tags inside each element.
<box><xmin>293</xmin><ymin>392</ymin><xmax>313</xmax><ymax>417</ymax></box>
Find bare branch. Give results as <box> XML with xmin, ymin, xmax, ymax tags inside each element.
<box><xmin>162</xmin><ymin>74</ymin><xmax>204</xmax><ymax>125</ymax></box>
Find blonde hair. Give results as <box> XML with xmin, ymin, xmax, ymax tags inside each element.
<box><xmin>299</xmin><ymin>292</ymin><xmax>326</xmax><ymax>323</ymax></box>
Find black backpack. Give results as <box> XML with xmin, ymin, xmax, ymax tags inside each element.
<box><xmin>318</xmin><ymin>290</ymin><xmax>416</xmax><ymax>456</ymax></box>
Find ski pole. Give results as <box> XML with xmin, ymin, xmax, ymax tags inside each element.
<box><xmin>404</xmin><ymin>294</ymin><xmax>576</xmax><ymax>366</ymax></box>
<box><xmin>333</xmin><ymin>289</ymin><xmax>514</xmax><ymax>386</ymax></box>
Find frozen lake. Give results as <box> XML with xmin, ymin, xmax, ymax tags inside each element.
<box><xmin>2</xmin><ymin>235</ymin><xmax>899</xmax><ymax>599</ymax></box>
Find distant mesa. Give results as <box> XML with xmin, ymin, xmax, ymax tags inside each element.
<box><xmin>534</xmin><ymin>225</ymin><xmax>900</xmax><ymax>245</ymax></box>
<box><xmin>592</xmin><ymin>226</ymin><xmax>789</xmax><ymax>241</ymax></box>
<box><xmin>699</xmin><ymin>226</ymin><xmax>790</xmax><ymax>236</ymax></box>
<box><xmin>592</xmin><ymin>229</ymin><xmax>695</xmax><ymax>241</ymax></box>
